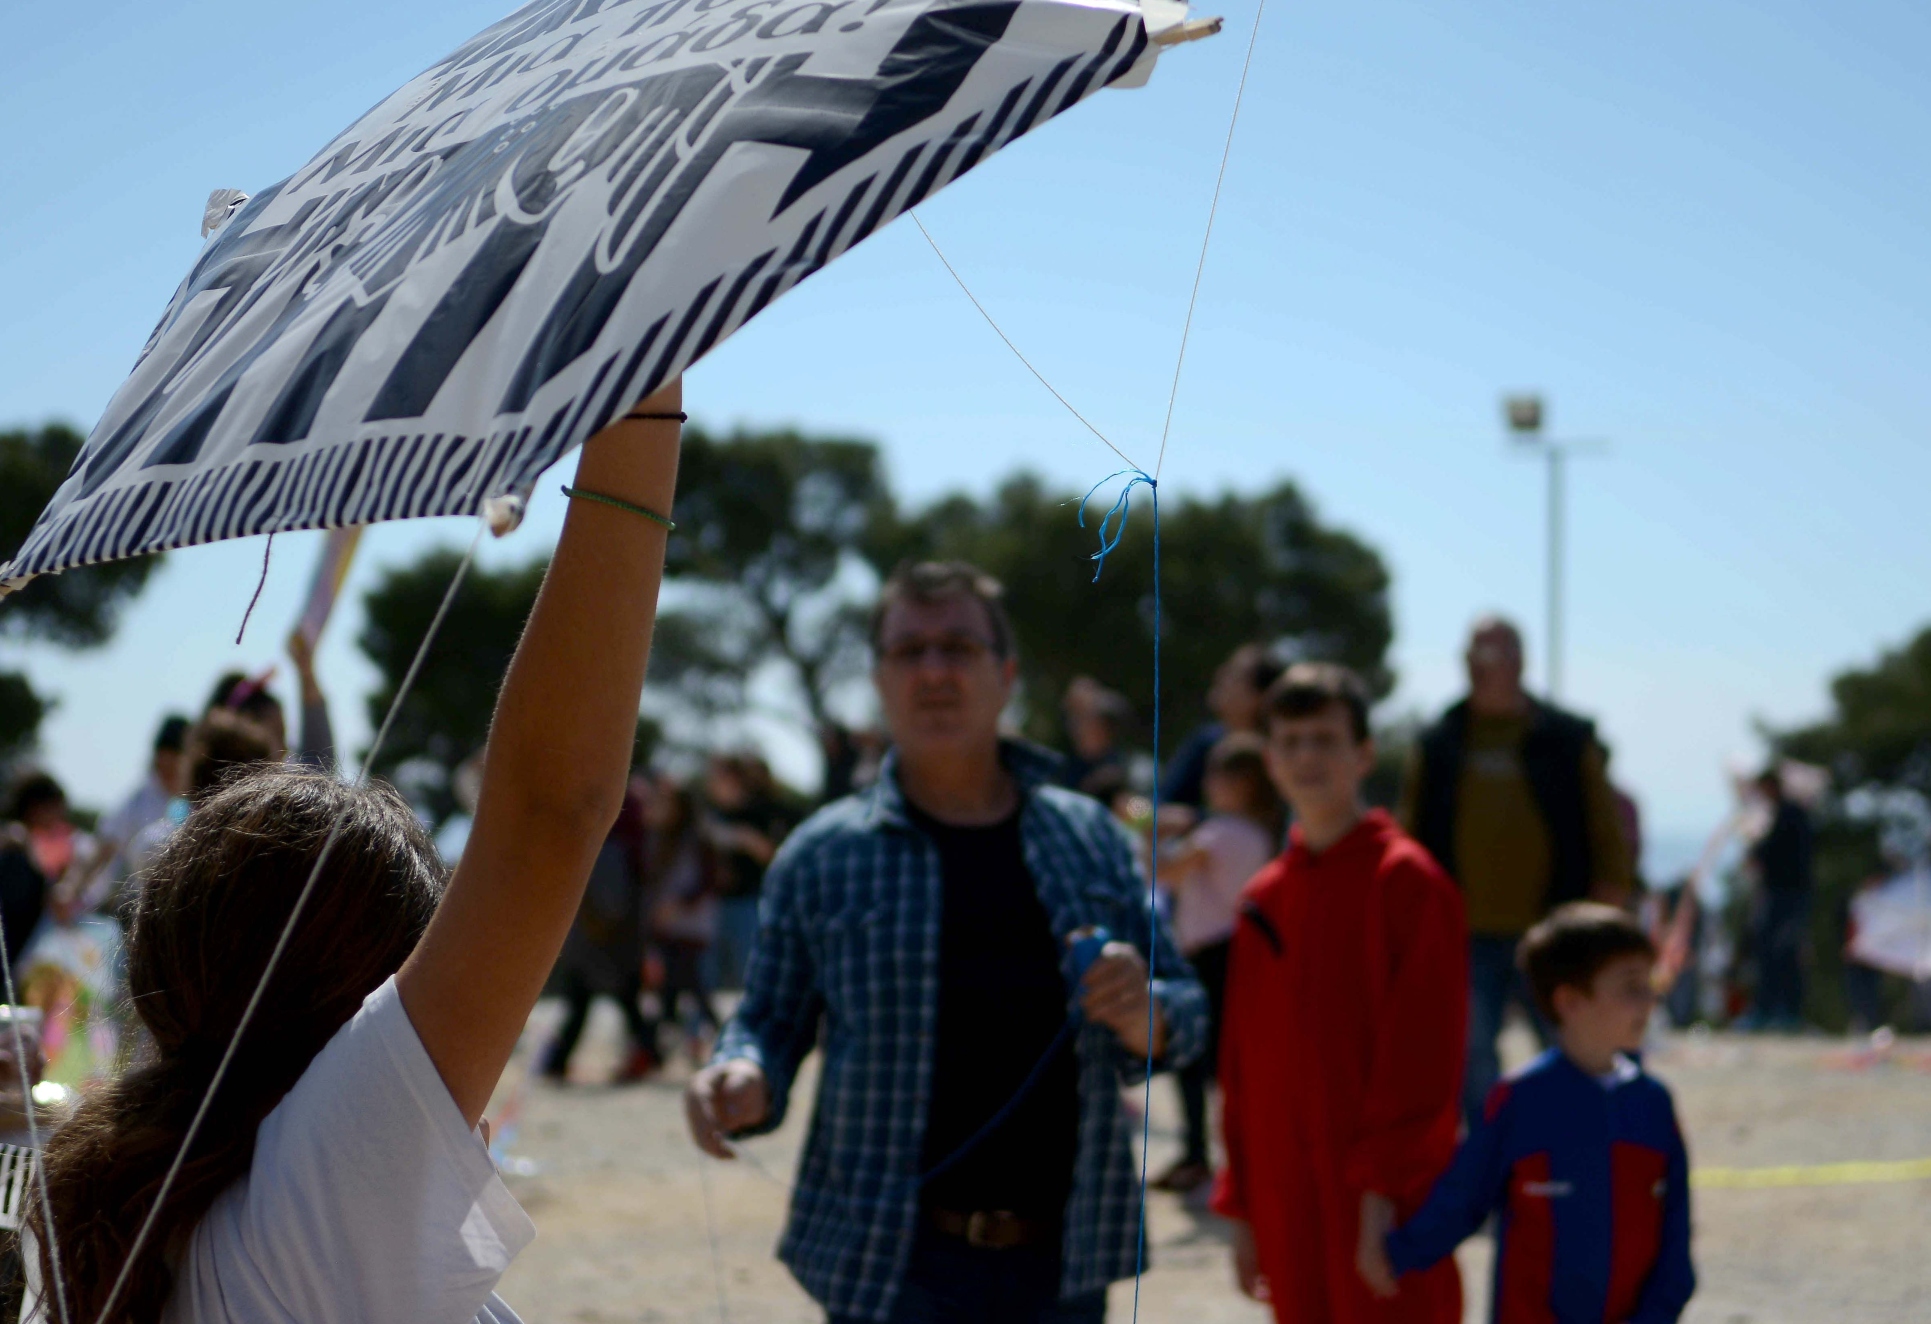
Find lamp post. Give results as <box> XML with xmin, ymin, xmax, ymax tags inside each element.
<box><xmin>1503</xmin><ymin>394</ymin><xmax>1605</xmax><ymax>701</ymax></box>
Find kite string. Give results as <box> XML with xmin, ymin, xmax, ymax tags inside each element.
<box><xmin>910</xmin><ymin>213</ymin><xmax>1143</xmax><ymax>474</ymax></box>
<box><xmin>1154</xmin><ymin>0</ymin><xmax>1267</xmax><ymax>483</ymax></box>
<box><xmin>91</xmin><ymin>516</ymin><xmax>488</xmax><ymax>1324</ymax></box>
<box><xmin>0</xmin><ymin>913</ymin><xmax>72</xmax><ymax>1324</ymax></box>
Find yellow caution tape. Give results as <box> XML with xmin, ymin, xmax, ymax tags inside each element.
<box><xmin>1692</xmin><ymin>1157</ymin><xmax>1931</xmax><ymax>1189</ymax></box>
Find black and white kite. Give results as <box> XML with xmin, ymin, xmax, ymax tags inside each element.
<box><xmin>1</xmin><ymin>0</ymin><xmax>1215</xmax><ymax>591</ymax></box>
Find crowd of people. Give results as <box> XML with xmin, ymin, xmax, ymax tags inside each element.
<box><xmin>0</xmin><ymin>498</ymin><xmax>1863</xmax><ymax>1323</ymax></box>
<box><xmin>681</xmin><ymin>569</ymin><xmax>1698</xmax><ymax>1324</ymax></box>
<box><xmin>529</xmin><ymin>755</ymin><xmax>800</xmax><ymax>1084</ymax></box>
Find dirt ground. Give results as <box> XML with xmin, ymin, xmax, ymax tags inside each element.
<box><xmin>491</xmin><ymin>1003</ymin><xmax>1931</xmax><ymax>1323</ymax></box>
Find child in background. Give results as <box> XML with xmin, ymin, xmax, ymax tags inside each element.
<box><xmin>1213</xmin><ymin>663</ymin><xmax>1468</xmax><ymax>1324</ymax></box>
<box><xmin>8</xmin><ymin>775</ymin><xmax>84</xmax><ymax>890</ymax></box>
<box><xmin>1367</xmin><ymin>903</ymin><xmax>1695</xmax><ymax>1323</ymax></box>
<box><xmin>1152</xmin><ymin>732</ymin><xmax>1280</xmax><ymax>1194</ymax></box>
<box><xmin>650</xmin><ymin>776</ymin><xmax>723</xmax><ymax>1060</ymax></box>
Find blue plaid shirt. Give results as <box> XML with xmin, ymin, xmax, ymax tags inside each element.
<box><xmin>714</xmin><ymin>741</ymin><xmax>1207</xmax><ymax>1321</ymax></box>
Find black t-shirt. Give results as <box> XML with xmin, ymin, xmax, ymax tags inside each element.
<box><xmin>907</xmin><ymin>800</ymin><xmax>1079</xmax><ymax>1220</ymax></box>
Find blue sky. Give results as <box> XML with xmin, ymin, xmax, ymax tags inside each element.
<box><xmin>3</xmin><ymin>0</ymin><xmax>1928</xmax><ymax>873</ymax></box>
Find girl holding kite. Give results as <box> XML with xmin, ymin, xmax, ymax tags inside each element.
<box><xmin>24</xmin><ymin>385</ymin><xmax>685</xmax><ymax>1324</ymax></box>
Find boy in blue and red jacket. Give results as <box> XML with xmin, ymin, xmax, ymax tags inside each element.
<box><xmin>1362</xmin><ymin>902</ymin><xmax>1695</xmax><ymax>1324</ymax></box>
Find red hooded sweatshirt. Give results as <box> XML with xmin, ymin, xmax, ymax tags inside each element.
<box><xmin>1211</xmin><ymin>809</ymin><xmax>1468</xmax><ymax>1324</ymax></box>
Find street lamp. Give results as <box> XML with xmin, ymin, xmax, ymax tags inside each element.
<box><xmin>1503</xmin><ymin>394</ymin><xmax>1606</xmax><ymax>701</ymax></box>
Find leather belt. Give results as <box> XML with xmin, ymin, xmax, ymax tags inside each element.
<box><xmin>926</xmin><ymin>1205</ymin><xmax>1058</xmax><ymax>1250</ymax></box>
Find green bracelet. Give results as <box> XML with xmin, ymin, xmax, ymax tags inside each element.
<box><xmin>560</xmin><ymin>485</ymin><xmax>677</xmax><ymax>531</ymax></box>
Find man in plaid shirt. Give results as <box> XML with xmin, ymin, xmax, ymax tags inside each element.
<box><xmin>686</xmin><ymin>560</ymin><xmax>1206</xmax><ymax>1324</ymax></box>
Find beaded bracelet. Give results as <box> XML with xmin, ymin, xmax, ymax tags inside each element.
<box><xmin>559</xmin><ymin>485</ymin><xmax>677</xmax><ymax>531</ymax></box>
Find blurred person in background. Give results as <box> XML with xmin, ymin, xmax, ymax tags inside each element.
<box><xmin>1741</xmin><ymin>767</ymin><xmax>1814</xmax><ymax>1032</ymax></box>
<box><xmin>1400</xmin><ymin>616</ymin><xmax>1632</xmax><ymax>1126</ymax></box>
<box><xmin>1060</xmin><ymin>678</ymin><xmax>1132</xmax><ymax>800</ymax></box>
<box><xmin>1213</xmin><ymin>664</ymin><xmax>1467</xmax><ymax>1324</ymax></box>
<box><xmin>120</xmin><ymin>710</ymin><xmax>282</xmax><ymax>898</ymax></box>
<box><xmin>820</xmin><ymin>723</ymin><xmax>862</xmax><ymax>805</ymax></box>
<box><xmin>185</xmin><ymin>710</ymin><xmax>283</xmax><ymax>801</ymax></box>
<box><xmin>542</xmin><ymin>778</ymin><xmax>657</xmax><ymax>1084</ymax></box>
<box><xmin>96</xmin><ymin>715</ymin><xmax>190</xmax><ymax>869</ymax></box>
<box><xmin>1649</xmin><ymin>876</ymin><xmax>1704</xmax><ymax>1029</ymax></box>
<box><xmin>1161</xmin><ymin>643</ymin><xmax>1284</xmax><ymax>821</ymax></box>
<box><xmin>435</xmin><ymin>754</ymin><xmax>486</xmax><ymax>868</ymax></box>
<box><xmin>648</xmin><ymin>775</ymin><xmax>723</xmax><ymax>1061</ymax></box>
<box><xmin>9</xmin><ymin>774</ymin><xmax>85</xmax><ymax>889</ymax></box>
<box><xmin>205</xmin><ymin>626</ymin><xmax>334</xmax><ymax>768</ymax></box>
<box><xmin>702</xmin><ymin>753</ymin><xmax>791</xmax><ymax>990</ymax></box>
<box><xmin>1841</xmin><ymin>867</ymin><xmax>1890</xmax><ymax>1035</ymax></box>
<box><xmin>52</xmin><ymin>714</ymin><xmax>195</xmax><ymax>922</ymax></box>
<box><xmin>10</xmin><ymin>773</ymin><xmax>111</xmax><ymax>1080</ymax></box>
<box><xmin>1153</xmin><ymin>732</ymin><xmax>1281</xmax><ymax>1195</ymax></box>
<box><xmin>0</xmin><ymin>802</ymin><xmax>49</xmax><ymax>972</ymax></box>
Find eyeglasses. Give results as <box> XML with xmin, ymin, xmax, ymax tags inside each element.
<box><xmin>878</xmin><ymin>636</ymin><xmax>997</xmax><ymax>670</ymax></box>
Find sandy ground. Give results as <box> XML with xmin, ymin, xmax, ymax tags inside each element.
<box><xmin>491</xmin><ymin>1003</ymin><xmax>1931</xmax><ymax>1324</ymax></box>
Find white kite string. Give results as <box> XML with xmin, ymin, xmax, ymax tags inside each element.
<box><xmin>91</xmin><ymin>516</ymin><xmax>488</xmax><ymax>1324</ymax></box>
<box><xmin>910</xmin><ymin>213</ymin><xmax>1143</xmax><ymax>473</ymax></box>
<box><xmin>1153</xmin><ymin>0</ymin><xmax>1267</xmax><ymax>482</ymax></box>
<box><xmin>0</xmin><ymin>913</ymin><xmax>72</xmax><ymax>1324</ymax></box>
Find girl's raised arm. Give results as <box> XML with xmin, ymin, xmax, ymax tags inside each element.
<box><xmin>398</xmin><ymin>380</ymin><xmax>682</xmax><ymax>1123</ymax></box>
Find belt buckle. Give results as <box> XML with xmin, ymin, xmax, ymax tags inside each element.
<box><xmin>965</xmin><ymin>1210</ymin><xmax>994</xmax><ymax>1248</ymax></box>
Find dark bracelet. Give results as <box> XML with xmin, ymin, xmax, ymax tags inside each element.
<box><xmin>560</xmin><ymin>485</ymin><xmax>677</xmax><ymax>531</ymax></box>
<box><xmin>624</xmin><ymin>410</ymin><xmax>689</xmax><ymax>422</ymax></box>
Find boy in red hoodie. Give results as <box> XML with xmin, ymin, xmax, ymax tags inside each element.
<box><xmin>1212</xmin><ymin>663</ymin><xmax>1469</xmax><ymax>1324</ymax></box>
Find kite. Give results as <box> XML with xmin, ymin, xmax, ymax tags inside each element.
<box><xmin>1850</xmin><ymin>868</ymin><xmax>1931</xmax><ymax>982</ymax></box>
<box><xmin>0</xmin><ymin>0</ymin><xmax>1216</xmax><ymax>593</ymax></box>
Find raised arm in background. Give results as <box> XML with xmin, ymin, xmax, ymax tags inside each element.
<box><xmin>287</xmin><ymin>630</ymin><xmax>336</xmax><ymax>767</ymax></box>
<box><xmin>398</xmin><ymin>381</ymin><xmax>682</xmax><ymax>1124</ymax></box>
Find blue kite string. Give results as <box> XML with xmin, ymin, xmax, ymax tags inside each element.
<box><xmin>1079</xmin><ymin>468</ymin><xmax>1161</xmax><ymax>1322</ymax></box>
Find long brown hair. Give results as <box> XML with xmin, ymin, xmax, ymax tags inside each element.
<box><xmin>30</xmin><ymin>765</ymin><xmax>444</xmax><ymax>1321</ymax></box>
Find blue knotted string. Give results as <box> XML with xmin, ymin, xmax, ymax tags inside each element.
<box><xmin>1077</xmin><ymin>469</ymin><xmax>1156</xmax><ymax>583</ymax></box>
<box><xmin>1079</xmin><ymin>467</ymin><xmax>1162</xmax><ymax>1315</ymax></box>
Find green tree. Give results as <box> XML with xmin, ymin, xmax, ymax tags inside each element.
<box><xmin>650</xmin><ymin>424</ymin><xmax>892</xmax><ymax>738</ymax></box>
<box><xmin>1770</xmin><ymin>626</ymin><xmax>1931</xmax><ymax>1030</ymax></box>
<box><xmin>1779</xmin><ymin>626</ymin><xmax>1931</xmax><ymax>796</ymax></box>
<box><xmin>870</xmin><ymin>473</ymin><xmax>1394</xmax><ymax>751</ymax></box>
<box><xmin>359</xmin><ymin>549</ymin><xmax>549</xmax><ymax>822</ymax></box>
<box><xmin>360</xmin><ymin>548</ymin><xmax>665</xmax><ymax>824</ymax></box>
<box><xmin>356</xmin><ymin>423</ymin><xmax>889</xmax><ymax>819</ymax></box>
<box><xmin>0</xmin><ymin>423</ymin><xmax>162</xmax><ymax>764</ymax></box>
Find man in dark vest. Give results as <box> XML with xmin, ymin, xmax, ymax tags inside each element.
<box><xmin>1399</xmin><ymin>617</ymin><xmax>1632</xmax><ymax>1124</ymax></box>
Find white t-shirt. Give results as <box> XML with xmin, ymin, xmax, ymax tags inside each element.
<box><xmin>26</xmin><ymin>978</ymin><xmax>533</xmax><ymax>1323</ymax></box>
